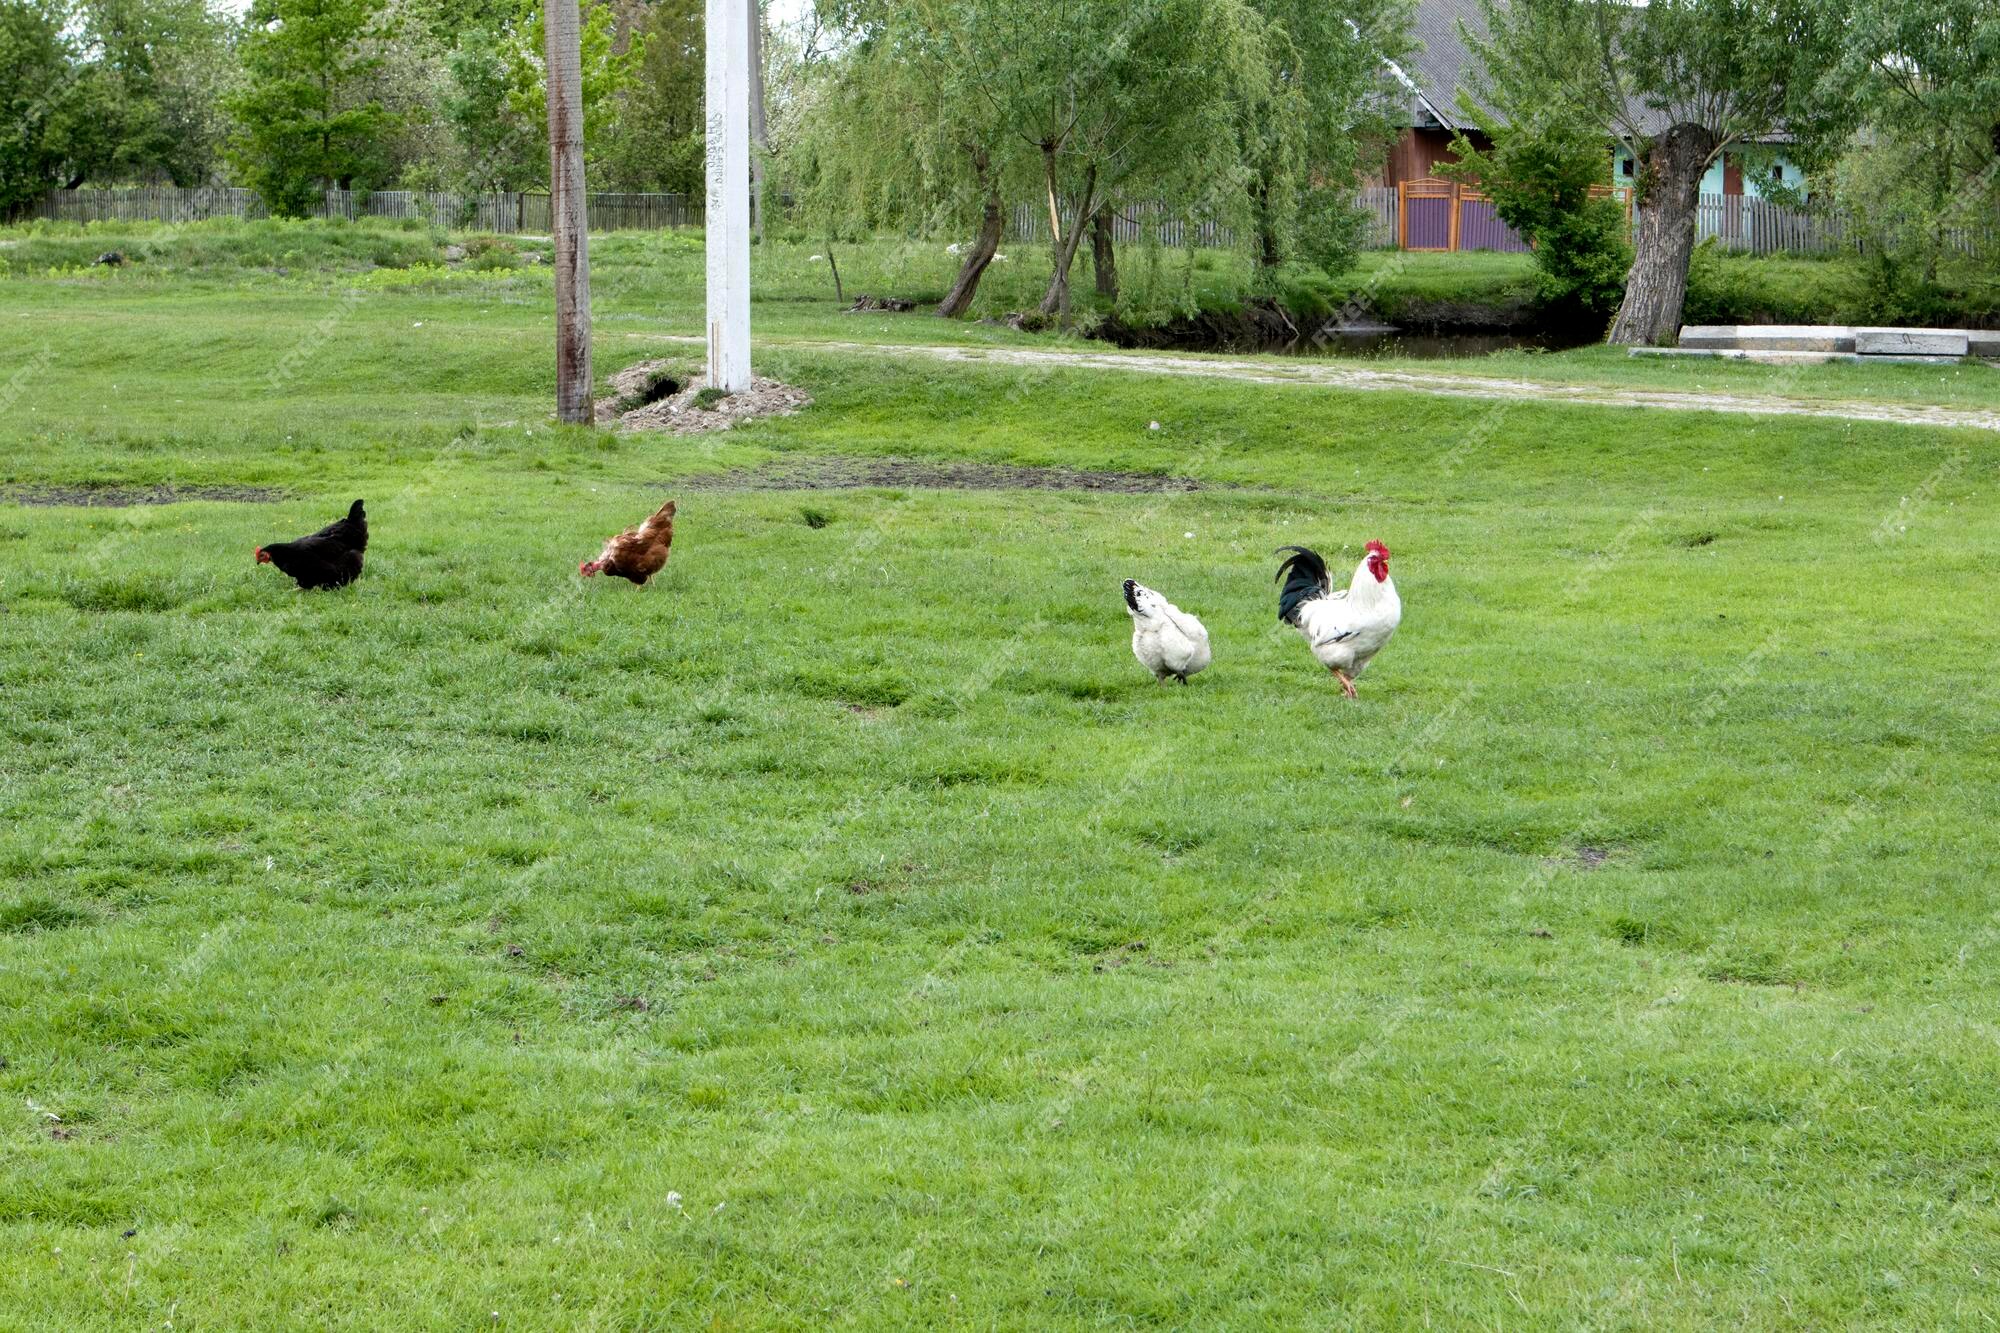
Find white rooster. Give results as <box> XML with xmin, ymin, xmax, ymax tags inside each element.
<box><xmin>1122</xmin><ymin>579</ymin><xmax>1211</xmax><ymax>685</ymax></box>
<box><xmin>1274</xmin><ymin>542</ymin><xmax>1401</xmax><ymax>698</ymax></box>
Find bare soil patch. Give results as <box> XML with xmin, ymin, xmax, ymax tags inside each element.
<box><xmin>597</xmin><ymin>359</ymin><xmax>810</xmax><ymax>435</ymax></box>
<box><xmin>3</xmin><ymin>484</ymin><xmax>286</xmax><ymax>508</ymax></box>
<box><xmin>676</xmin><ymin>457</ymin><xmax>1206</xmax><ymax>494</ymax></box>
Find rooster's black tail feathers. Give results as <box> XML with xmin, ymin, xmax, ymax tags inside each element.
<box><xmin>1274</xmin><ymin>545</ymin><xmax>1328</xmax><ymax>626</ymax></box>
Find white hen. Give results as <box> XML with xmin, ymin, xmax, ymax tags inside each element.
<box><xmin>1122</xmin><ymin>579</ymin><xmax>1211</xmax><ymax>684</ymax></box>
<box><xmin>1275</xmin><ymin>542</ymin><xmax>1401</xmax><ymax>698</ymax></box>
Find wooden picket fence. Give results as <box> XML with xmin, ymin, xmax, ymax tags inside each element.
<box><xmin>1393</xmin><ymin>177</ymin><xmax>1991</xmax><ymax>258</ymax></box>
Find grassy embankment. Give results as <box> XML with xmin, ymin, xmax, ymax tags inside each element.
<box><xmin>9</xmin><ymin>218</ymin><xmax>2000</xmax><ymax>414</ymax></box>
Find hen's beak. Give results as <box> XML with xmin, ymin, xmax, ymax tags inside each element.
<box><xmin>255</xmin><ymin>548</ymin><xmax>271</xmax><ymax>564</ymax></box>
<box><xmin>578</xmin><ymin>560</ymin><xmax>598</xmax><ymax>577</ymax></box>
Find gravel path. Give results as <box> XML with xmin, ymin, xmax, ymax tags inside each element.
<box><xmin>630</xmin><ymin>333</ymin><xmax>2000</xmax><ymax>435</ymax></box>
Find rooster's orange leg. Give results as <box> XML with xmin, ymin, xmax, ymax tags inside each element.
<box><xmin>1333</xmin><ymin>668</ymin><xmax>1358</xmax><ymax>699</ymax></box>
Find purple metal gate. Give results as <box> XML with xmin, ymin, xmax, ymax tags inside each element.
<box><xmin>1404</xmin><ymin>196</ymin><xmax>1452</xmax><ymax>249</ymax></box>
<box><xmin>1456</xmin><ymin>197</ymin><xmax>1528</xmax><ymax>253</ymax></box>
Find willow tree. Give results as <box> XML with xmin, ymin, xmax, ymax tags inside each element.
<box><xmin>787</xmin><ymin>9</ymin><xmax>1017</xmax><ymax>318</ymax></box>
<box><xmin>797</xmin><ymin>0</ymin><xmax>1278</xmax><ymax>322</ymax></box>
<box><xmin>1243</xmin><ymin>0</ymin><xmax>1411</xmax><ymax>273</ymax></box>
<box><xmin>945</xmin><ymin>0</ymin><xmax>1271</xmax><ymax>318</ymax></box>
<box><xmin>1478</xmin><ymin>0</ymin><xmax>1849</xmax><ymax>346</ymax></box>
<box><xmin>1833</xmin><ymin>0</ymin><xmax>2000</xmax><ymax>286</ymax></box>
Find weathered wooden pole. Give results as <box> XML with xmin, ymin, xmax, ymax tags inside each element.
<box><xmin>748</xmin><ymin>0</ymin><xmax>768</xmax><ymax>243</ymax></box>
<box><xmin>544</xmin><ymin>0</ymin><xmax>593</xmax><ymax>423</ymax></box>
<box><xmin>705</xmin><ymin>0</ymin><xmax>752</xmax><ymax>391</ymax></box>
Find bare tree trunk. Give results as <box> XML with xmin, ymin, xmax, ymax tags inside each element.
<box><xmin>544</xmin><ymin>0</ymin><xmax>593</xmax><ymax>423</ymax></box>
<box><xmin>938</xmin><ymin>146</ymin><xmax>1003</xmax><ymax>318</ymax></box>
<box><xmin>1091</xmin><ymin>206</ymin><xmax>1117</xmax><ymax>300</ymax></box>
<box><xmin>1607</xmin><ymin>123</ymin><xmax>1716</xmax><ymax>347</ymax></box>
<box><xmin>1926</xmin><ymin>141</ymin><xmax>1952</xmax><ymax>284</ymax></box>
<box><xmin>1253</xmin><ymin>177</ymin><xmax>1282</xmax><ymax>268</ymax></box>
<box><xmin>747</xmin><ymin>0</ymin><xmax>768</xmax><ymax>243</ymax></box>
<box><xmin>1038</xmin><ymin>158</ymin><xmax>1096</xmax><ymax>319</ymax></box>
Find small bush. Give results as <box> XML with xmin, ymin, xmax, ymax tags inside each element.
<box><xmin>1449</xmin><ymin>115</ymin><xmax>1630</xmax><ymax>321</ymax></box>
<box><xmin>469</xmin><ymin>246</ymin><xmax>523</xmax><ymax>272</ymax></box>
<box><xmin>1296</xmin><ymin>185</ymin><xmax>1369</xmax><ymax>279</ymax></box>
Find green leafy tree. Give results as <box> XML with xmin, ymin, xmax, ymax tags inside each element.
<box><xmin>797</xmin><ymin>0</ymin><xmax>1359</xmax><ymax>318</ymax></box>
<box><xmin>889</xmin><ymin>0</ymin><xmax>1274</xmax><ymax>319</ymax></box>
<box><xmin>0</xmin><ymin>0</ymin><xmax>76</xmax><ymax>214</ymax></box>
<box><xmin>595</xmin><ymin>0</ymin><xmax>703</xmax><ymax>193</ymax></box>
<box><xmin>444</xmin><ymin>22</ymin><xmax>540</xmax><ymax>191</ymax></box>
<box><xmin>71</xmin><ymin>0</ymin><xmax>239</xmax><ymax>186</ymax></box>
<box><xmin>1831</xmin><ymin>0</ymin><xmax>2000</xmax><ymax>294</ymax></box>
<box><xmin>1475</xmin><ymin>0</ymin><xmax>1851</xmax><ymax>345</ymax></box>
<box><xmin>229</xmin><ymin>0</ymin><xmax>397</xmax><ymax>216</ymax></box>
<box><xmin>1243</xmin><ymin>0</ymin><xmax>1411</xmax><ymax>274</ymax></box>
<box><xmin>789</xmin><ymin>3</ymin><xmax>1038</xmax><ymax>315</ymax></box>
<box><xmin>503</xmin><ymin>0</ymin><xmax>640</xmax><ymax>185</ymax></box>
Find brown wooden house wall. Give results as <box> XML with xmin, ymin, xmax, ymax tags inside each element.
<box><xmin>1381</xmin><ymin>127</ymin><xmax>1493</xmax><ymax>189</ymax></box>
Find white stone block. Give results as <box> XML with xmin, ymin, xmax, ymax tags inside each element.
<box><xmin>1855</xmin><ymin>328</ymin><xmax>1968</xmax><ymax>357</ymax></box>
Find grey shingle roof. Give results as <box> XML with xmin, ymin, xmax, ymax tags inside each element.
<box><xmin>1396</xmin><ymin>0</ymin><xmax>1493</xmax><ymax>129</ymax></box>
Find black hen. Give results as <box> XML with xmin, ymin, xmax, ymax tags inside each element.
<box><xmin>1273</xmin><ymin>545</ymin><xmax>1331</xmax><ymax>626</ymax></box>
<box><xmin>257</xmin><ymin>500</ymin><xmax>368</xmax><ymax>589</ymax></box>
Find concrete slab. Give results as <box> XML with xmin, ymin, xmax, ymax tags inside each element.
<box><xmin>1632</xmin><ymin>347</ymin><xmax>1855</xmax><ymax>364</ymax></box>
<box><xmin>1676</xmin><ymin>325</ymin><xmax>1742</xmax><ymax>349</ymax></box>
<box><xmin>1634</xmin><ymin>348</ymin><xmax>1975</xmax><ymax>366</ymax></box>
<box><xmin>1679</xmin><ymin>324</ymin><xmax>1856</xmax><ymax>353</ymax></box>
<box><xmin>1856</xmin><ymin>327</ymin><xmax>1969</xmax><ymax>356</ymax></box>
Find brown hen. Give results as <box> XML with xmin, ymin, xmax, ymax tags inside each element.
<box><xmin>580</xmin><ymin>499</ymin><xmax>676</xmax><ymax>585</ymax></box>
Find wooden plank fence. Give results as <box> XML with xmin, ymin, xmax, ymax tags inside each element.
<box><xmin>31</xmin><ymin>183</ymin><xmax>1990</xmax><ymax>257</ymax></box>
<box><xmin>31</xmin><ymin>187</ymin><xmax>706</xmax><ymax>234</ymax></box>
<box><xmin>1357</xmin><ymin>186</ymin><xmax>1397</xmax><ymax>249</ymax></box>
<box><xmin>32</xmin><ymin>186</ymin><xmax>1375</xmax><ymax>251</ymax></box>
<box><xmin>1005</xmin><ymin>201</ymin><xmax>1235</xmax><ymax>249</ymax></box>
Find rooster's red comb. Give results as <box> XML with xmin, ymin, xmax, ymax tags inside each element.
<box><xmin>1366</xmin><ymin>540</ymin><xmax>1390</xmax><ymax>558</ymax></box>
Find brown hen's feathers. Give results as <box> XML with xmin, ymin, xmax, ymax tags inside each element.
<box><xmin>586</xmin><ymin>499</ymin><xmax>676</xmax><ymax>585</ymax></box>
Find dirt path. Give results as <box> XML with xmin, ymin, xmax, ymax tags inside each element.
<box><xmin>629</xmin><ymin>333</ymin><xmax>2000</xmax><ymax>435</ymax></box>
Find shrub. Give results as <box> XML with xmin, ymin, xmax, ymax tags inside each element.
<box><xmin>468</xmin><ymin>239</ymin><xmax>522</xmax><ymax>272</ymax></box>
<box><xmin>1295</xmin><ymin>185</ymin><xmax>1370</xmax><ymax>279</ymax></box>
<box><xmin>1448</xmin><ymin>114</ymin><xmax>1631</xmax><ymax>323</ymax></box>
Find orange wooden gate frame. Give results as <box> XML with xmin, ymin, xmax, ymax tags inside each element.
<box><xmin>1397</xmin><ymin>177</ymin><xmax>1457</xmax><ymax>251</ymax></box>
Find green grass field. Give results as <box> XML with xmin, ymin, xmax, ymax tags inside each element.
<box><xmin>3</xmin><ymin>221</ymin><xmax>2000</xmax><ymax>1328</ymax></box>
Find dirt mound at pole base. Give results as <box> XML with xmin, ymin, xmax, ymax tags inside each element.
<box><xmin>596</xmin><ymin>359</ymin><xmax>810</xmax><ymax>435</ymax></box>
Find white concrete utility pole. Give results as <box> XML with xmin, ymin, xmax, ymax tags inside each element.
<box><xmin>544</xmin><ymin>0</ymin><xmax>592</xmax><ymax>424</ymax></box>
<box><xmin>705</xmin><ymin>0</ymin><xmax>752</xmax><ymax>391</ymax></box>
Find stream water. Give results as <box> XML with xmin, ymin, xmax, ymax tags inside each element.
<box><xmin>1288</xmin><ymin>328</ymin><xmax>1602</xmax><ymax>359</ymax></box>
